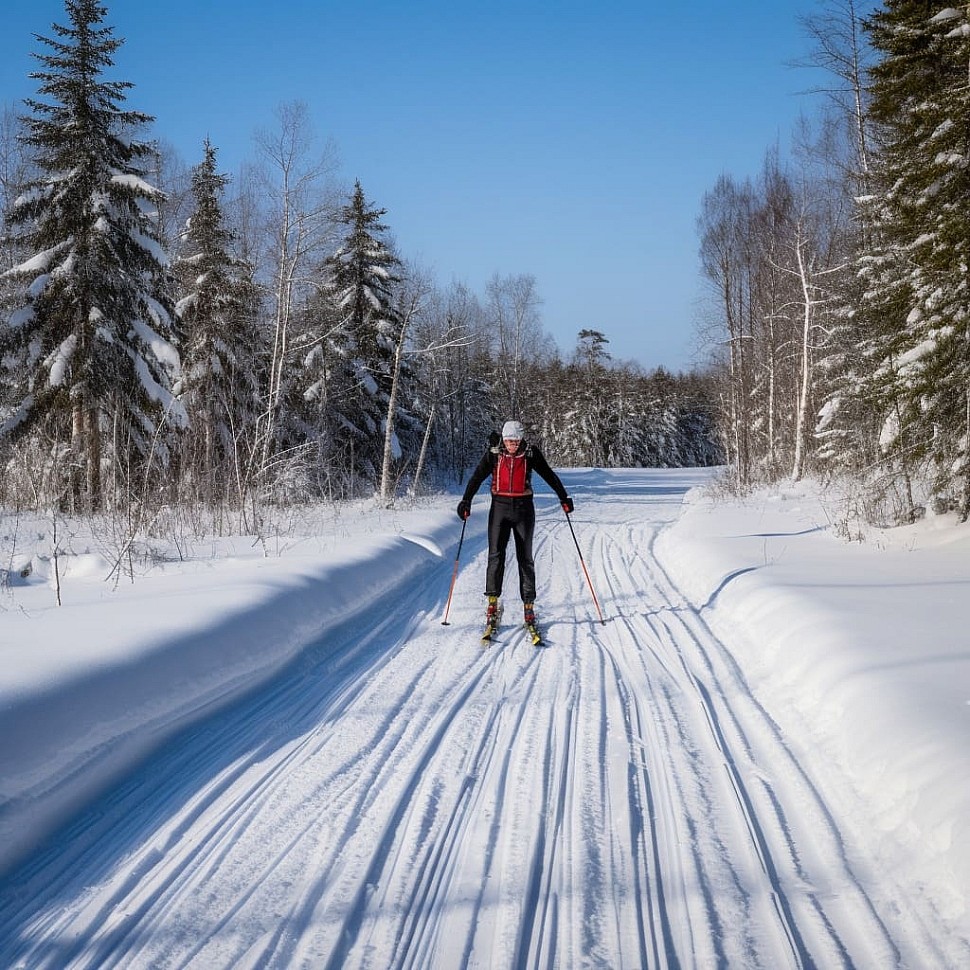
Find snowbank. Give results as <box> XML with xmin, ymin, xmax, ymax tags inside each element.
<box><xmin>655</xmin><ymin>481</ymin><xmax>970</xmax><ymax>936</ymax></box>
<box><xmin>0</xmin><ymin>515</ymin><xmax>455</xmax><ymax>876</ymax></box>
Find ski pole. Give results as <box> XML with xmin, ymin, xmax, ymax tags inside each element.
<box><xmin>564</xmin><ymin>510</ymin><xmax>605</xmax><ymax>624</ymax></box>
<box><xmin>440</xmin><ymin>516</ymin><xmax>467</xmax><ymax>625</ymax></box>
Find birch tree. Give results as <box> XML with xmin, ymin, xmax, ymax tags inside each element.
<box><xmin>380</xmin><ymin>269</ymin><xmax>475</xmax><ymax>503</ymax></box>
<box><xmin>798</xmin><ymin>0</ymin><xmax>876</xmax><ymax>197</ymax></box>
<box><xmin>252</xmin><ymin>101</ymin><xmax>338</xmax><ymax>481</ymax></box>
<box><xmin>698</xmin><ymin>175</ymin><xmax>757</xmax><ymax>487</ymax></box>
<box><xmin>418</xmin><ymin>280</ymin><xmax>492</xmax><ymax>481</ymax></box>
<box><xmin>485</xmin><ymin>273</ymin><xmax>545</xmax><ymax>420</ymax></box>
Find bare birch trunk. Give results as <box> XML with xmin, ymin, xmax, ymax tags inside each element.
<box><xmin>86</xmin><ymin>405</ymin><xmax>101</xmax><ymax>511</ymax></box>
<box><xmin>792</xmin><ymin>235</ymin><xmax>813</xmax><ymax>481</ymax></box>
<box><xmin>379</xmin><ymin>322</ymin><xmax>407</xmax><ymax>507</ymax></box>
<box><xmin>410</xmin><ymin>405</ymin><xmax>436</xmax><ymax>498</ymax></box>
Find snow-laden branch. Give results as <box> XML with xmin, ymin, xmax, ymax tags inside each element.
<box><xmin>44</xmin><ymin>333</ymin><xmax>78</xmax><ymax>387</ymax></box>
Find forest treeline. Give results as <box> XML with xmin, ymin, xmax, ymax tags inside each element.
<box><xmin>17</xmin><ymin>1</ymin><xmax>958</xmax><ymax>534</ymax></box>
<box><xmin>698</xmin><ymin>0</ymin><xmax>970</xmax><ymax>525</ymax></box>
<box><xmin>0</xmin><ymin>0</ymin><xmax>719</xmax><ymax>529</ymax></box>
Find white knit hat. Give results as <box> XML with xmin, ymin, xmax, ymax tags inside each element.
<box><xmin>502</xmin><ymin>420</ymin><xmax>525</xmax><ymax>440</ymax></box>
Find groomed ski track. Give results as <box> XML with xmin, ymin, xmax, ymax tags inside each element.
<box><xmin>0</xmin><ymin>469</ymin><xmax>939</xmax><ymax>968</ymax></box>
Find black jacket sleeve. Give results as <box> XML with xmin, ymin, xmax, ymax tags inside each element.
<box><xmin>529</xmin><ymin>446</ymin><xmax>568</xmax><ymax>503</ymax></box>
<box><xmin>461</xmin><ymin>449</ymin><xmax>495</xmax><ymax>505</ymax></box>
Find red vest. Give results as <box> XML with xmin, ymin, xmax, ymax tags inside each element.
<box><xmin>491</xmin><ymin>451</ymin><xmax>531</xmax><ymax>496</ymax></box>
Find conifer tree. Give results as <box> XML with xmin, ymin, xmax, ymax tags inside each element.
<box><xmin>320</xmin><ymin>179</ymin><xmax>401</xmax><ymax>483</ymax></box>
<box><xmin>173</xmin><ymin>139</ymin><xmax>260</xmax><ymax>507</ymax></box>
<box><xmin>858</xmin><ymin>1</ymin><xmax>970</xmax><ymax>518</ymax></box>
<box><xmin>0</xmin><ymin>0</ymin><xmax>183</xmax><ymax>511</ymax></box>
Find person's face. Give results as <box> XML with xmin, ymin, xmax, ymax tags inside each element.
<box><xmin>504</xmin><ymin>437</ymin><xmax>522</xmax><ymax>452</ymax></box>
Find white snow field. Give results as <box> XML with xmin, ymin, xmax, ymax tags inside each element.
<box><xmin>0</xmin><ymin>467</ymin><xmax>967</xmax><ymax>968</ymax></box>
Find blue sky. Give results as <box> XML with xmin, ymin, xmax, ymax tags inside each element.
<box><xmin>0</xmin><ymin>1</ymin><xmax>830</xmax><ymax>372</ymax></box>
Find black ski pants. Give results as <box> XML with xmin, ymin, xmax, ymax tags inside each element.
<box><xmin>485</xmin><ymin>495</ymin><xmax>536</xmax><ymax>602</ymax></box>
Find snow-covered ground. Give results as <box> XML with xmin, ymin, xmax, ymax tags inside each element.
<box><xmin>0</xmin><ymin>467</ymin><xmax>967</xmax><ymax>968</ymax></box>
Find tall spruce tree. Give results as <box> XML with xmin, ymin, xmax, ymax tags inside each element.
<box><xmin>173</xmin><ymin>139</ymin><xmax>260</xmax><ymax>506</ymax></box>
<box><xmin>859</xmin><ymin>1</ymin><xmax>970</xmax><ymax>518</ymax></box>
<box><xmin>321</xmin><ymin>179</ymin><xmax>401</xmax><ymax>484</ymax></box>
<box><xmin>0</xmin><ymin>0</ymin><xmax>183</xmax><ymax>511</ymax></box>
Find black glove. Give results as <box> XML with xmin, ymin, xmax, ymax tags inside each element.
<box><xmin>457</xmin><ymin>499</ymin><xmax>471</xmax><ymax>520</ymax></box>
<box><xmin>562</xmin><ymin>495</ymin><xmax>574</xmax><ymax>514</ymax></box>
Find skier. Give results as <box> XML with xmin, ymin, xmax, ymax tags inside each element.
<box><xmin>456</xmin><ymin>419</ymin><xmax>574</xmax><ymax>640</ymax></box>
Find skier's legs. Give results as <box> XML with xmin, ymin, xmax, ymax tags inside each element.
<box><xmin>486</xmin><ymin>500</ymin><xmax>513</xmax><ymax>597</ymax></box>
<box><xmin>511</xmin><ymin>501</ymin><xmax>537</xmax><ymax>602</ymax></box>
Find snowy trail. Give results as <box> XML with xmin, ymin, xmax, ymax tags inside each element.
<box><xmin>0</xmin><ymin>471</ymin><xmax>923</xmax><ymax>968</ymax></box>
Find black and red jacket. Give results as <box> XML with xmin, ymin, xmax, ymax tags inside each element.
<box><xmin>462</xmin><ymin>440</ymin><xmax>568</xmax><ymax>505</ymax></box>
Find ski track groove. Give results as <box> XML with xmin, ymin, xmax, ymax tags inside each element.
<box><xmin>0</xmin><ymin>481</ymin><xmax>945</xmax><ymax>968</ymax></box>
<box><xmin>641</xmin><ymin>539</ymin><xmax>903</xmax><ymax>968</ymax></box>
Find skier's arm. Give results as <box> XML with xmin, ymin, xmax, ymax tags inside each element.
<box><xmin>461</xmin><ymin>450</ymin><xmax>494</xmax><ymax>506</ymax></box>
<box><xmin>530</xmin><ymin>447</ymin><xmax>569</xmax><ymax>504</ymax></box>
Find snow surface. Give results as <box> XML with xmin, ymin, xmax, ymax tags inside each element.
<box><xmin>0</xmin><ymin>468</ymin><xmax>967</xmax><ymax>968</ymax></box>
